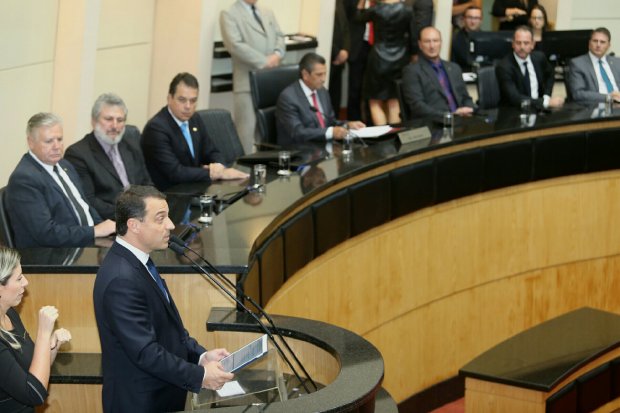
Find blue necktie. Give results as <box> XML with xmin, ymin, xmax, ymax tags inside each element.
<box><xmin>180</xmin><ymin>122</ymin><xmax>195</xmax><ymax>158</ymax></box>
<box><xmin>599</xmin><ymin>59</ymin><xmax>614</xmax><ymax>93</ymax></box>
<box><xmin>146</xmin><ymin>258</ymin><xmax>169</xmax><ymax>302</ymax></box>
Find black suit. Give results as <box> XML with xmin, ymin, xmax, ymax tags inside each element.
<box><xmin>141</xmin><ymin>107</ymin><xmax>224</xmax><ymax>190</ymax></box>
<box><xmin>496</xmin><ymin>50</ymin><xmax>554</xmax><ymax>109</ymax></box>
<box><xmin>64</xmin><ymin>126</ymin><xmax>152</xmax><ymax>220</ymax></box>
<box><xmin>6</xmin><ymin>155</ymin><xmax>102</xmax><ymax>248</ymax></box>
<box><xmin>93</xmin><ymin>241</ymin><xmax>206</xmax><ymax>413</ymax></box>
<box><xmin>276</xmin><ymin>81</ymin><xmax>339</xmax><ymax>146</ymax></box>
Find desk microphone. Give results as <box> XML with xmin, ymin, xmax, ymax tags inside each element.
<box><xmin>309</xmin><ymin>106</ymin><xmax>368</xmax><ymax>147</ymax></box>
<box><xmin>168</xmin><ymin>235</ymin><xmax>317</xmax><ymax>392</ymax></box>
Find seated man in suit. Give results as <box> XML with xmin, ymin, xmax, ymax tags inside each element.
<box><xmin>65</xmin><ymin>93</ymin><xmax>152</xmax><ymax>220</ymax></box>
<box><xmin>496</xmin><ymin>25</ymin><xmax>564</xmax><ymax>110</ymax></box>
<box><xmin>276</xmin><ymin>52</ymin><xmax>365</xmax><ymax>147</ymax></box>
<box><xmin>94</xmin><ymin>185</ymin><xmax>233</xmax><ymax>413</ymax></box>
<box><xmin>402</xmin><ymin>26</ymin><xmax>475</xmax><ymax>119</ymax></box>
<box><xmin>6</xmin><ymin>113</ymin><xmax>116</xmax><ymax>247</ymax></box>
<box><xmin>567</xmin><ymin>27</ymin><xmax>620</xmax><ymax>104</ymax></box>
<box><xmin>451</xmin><ymin>6</ymin><xmax>483</xmax><ymax>72</ymax></box>
<box><xmin>141</xmin><ymin>72</ymin><xmax>248</xmax><ymax>190</ymax></box>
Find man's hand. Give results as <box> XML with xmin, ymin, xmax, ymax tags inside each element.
<box><xmin>610</xmin><ymin>91</ymin><xmax>620</xmax><ymax>103</ymax></box>
<box><xmin>210</xmin><ymin>166</ymin><xmax>250</xmax><ymax>181</ymax></box>
<box><xmin>202</xmin><ymin>348</ymin><xmax>230</xmax><ymax>363</ymax></box>
<box><xmin>202</xmin><ymin>362</ymin><xmax>234</xmax><ymax>390</ymax></box>
<box><xmin>264</xmin><ymin>53</ymin><xmax>281</xmax><ymax>68</ymax></box>
<box><xmin>332</xmin><ymin>50</ymin><xmax>348</xmax><ymax>66</ymax></box>
<box><xmin>346</xmin><ymin>121</ymin><xmax>366</xmax><ymax>129</ymax></box>
<box><xmin>548</xmin><ymin>96</ymin><xmax>565</xmax><ymax>108</ymax></box>
<box><xmin>333</xmin><ymin>126</ymin><xmax>349</xmax><ymax>140</ymax></box>
<box><xmin>205</xmin><ymin>163</ymin><xmax>226</xmax><ymax>180</ymax></box>
<box><xmin>94</xmin><ymin>219</ymin><xmax>116</xmax><ymax>238</ymax></box>
<box><xmin>454</xmin><ymin>107</ymin><xmax>474</xmax><ymax>116</ymax></box>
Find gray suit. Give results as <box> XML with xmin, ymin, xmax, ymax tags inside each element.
<box><xmin>567</xmin><ymin>54</ymin><xmax>620</xmax><ymax>103</ymax></box>
<box><xmin>401</xmin><ymin>58</ymin><xmax>474</xmax><ymax>119</ymax></box>
<box><xmin>220</xmin><ymin>0</ymin><xmax>285</xmax><ymax>152</ymax></box>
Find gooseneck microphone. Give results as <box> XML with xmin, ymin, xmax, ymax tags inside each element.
<box><xmin>168</xmin><ymin>237</ymin><xmax>317</xmax><ymax>392</ymax></box>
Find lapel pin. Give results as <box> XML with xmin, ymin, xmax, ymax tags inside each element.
<box><xmin>192</xmin><ymin>127</ymin><xmax>198</xmax><ymax>132</ymax></box>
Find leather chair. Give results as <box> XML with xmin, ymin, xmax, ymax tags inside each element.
<box><xmin>476</xmin><ymin>65</ymin><xmax>501</xmax><ymax>110</ymax></box>
<box><xmin>249</xmin><ymin>64</ymin><xmax>299</xmax><ymax>146</ymax></box>
<box><xmin>395</xmin><ymin>78</ymin><xmax>412</xmax><ymax>122</ymax></box>
<box><xmin>0</xmin><ymin>187</ymin><xmax>15</xmax><ymax>248</ymax></box>
<box><xmin>197</xmin><ymin>109</ymin><xmax>244</xmax><ymax>166</ymax></box>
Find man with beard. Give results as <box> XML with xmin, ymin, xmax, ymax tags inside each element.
<box><xmin>65</xmin><ymin>93</ymin><xmax>153</xmax><ymax>220</ymax></box>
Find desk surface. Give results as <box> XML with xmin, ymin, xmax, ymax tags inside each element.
<box><xmin>18</xmin><ymin>104</ymin><xmax>620</xmax><ymax>273</ymax></box>
<box><xmin>460</xmin><ymin>307</ymin><xmax>620</xmax><ymax>391</ymax></box>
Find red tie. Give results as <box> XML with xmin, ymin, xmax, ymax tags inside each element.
<box><xmin>311</xmin><ymin>92</ymin><xmax>326</xmax><ymax>128</ymax></box>
<box><xmin>367</xmin><ymin>1</ymin><xmax>375</xmax><ymax>45</ymax></box>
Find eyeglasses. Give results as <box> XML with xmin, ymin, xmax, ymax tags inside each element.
<box><xmin>531</xmin><ymin>16</ymin><xmax>545</xmax><ymax>20</ymax></box>
<box><xmin>465</xmin><ymin>16</ymin><xmax>482</xmax><ymax>20</ymax></box>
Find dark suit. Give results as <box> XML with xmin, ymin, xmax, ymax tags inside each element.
<box><xmin>496</xmin><ymin>50</ymin><xmax>554</xmax><ymax>109</ymax></box>
<box><xmin>5</xmin><ymin>155</ymin><xmax>102</xmax><ymax>248</ymax></box>
<box><xmin>64</xmin><ymin>126</ymin><xmax>152</xmax><ymax>220</ymax></box>
<box><xmin>401</xmin><ymin>58</ymin><xmax>474</xmax><ymax>119</ymax></box>
<box><xmin>141</xmin><ymin>107</ymin><xmax>224</xmax><ymax>190</ymax></box>
<box><xmin>451</xmin><ymin>29</ymin><xmax>475</xmax><ymax>72</ymax></box>
<box><xmin>329</xmin><ymin>0</ymin><xmax>350</xmax><ymax>111</ymax></box>
<box><xmin>93</xmin><ymin>241</ymin><xmax>206</xmax><ymax>413</ymax></box>
<box><xmin>567</xmin><ymin>54</ymin><xmax>620</xmax><ymax>103</ymax></box>
<box><xmin>276</xmin><ymin>81</ymin><xmax>339</xmax><ymax>146</ymax></box>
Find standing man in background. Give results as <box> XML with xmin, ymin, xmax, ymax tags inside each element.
<box><xmin>220</xmin><ymin>0</ymin><xmax>285</xmax><ymax>153</ymax></box>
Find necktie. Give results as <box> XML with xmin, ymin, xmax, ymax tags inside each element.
<box><xmin>53</xmin><ymin>165</ymin><xmax>88</xmax><ymax>226</ymax></box>
<box><xmin>107</xmin><ymin>145</ymin><xmax>130</xmax><ymax>188</ymax></box>
<box><xmin>599</xmin><ymin>59</ymin><xmax>614</xmax><ymax>93</ymax></box>
<box><xmin>522</xmin><ymin>62</ymin><xmax>532</xmax><ymax>98</ymax></box>
<box><xmin>146</xmin><ymin>258</ymin><xmax>169</xmax><ymax>302</ymax></box>
<box><xmin>251</xmin><ymin>5</ymin><xmax>265</xmax><ymax>32</ymax></box>
<box><xmin>311</xmin><ymin>92</ymin><xmax>326</xmax><ymax>128</ymax></box>
<box><xmin>180</xmin><ymin>122</ymin><xmax>195</xmax><ymax>158</ymax></box>
<box><xmin>367</xmin><ymin>1</ymin><xmax>375</xmax><ymax>45</ymax></box>
<box><xmin>432</xmin><ymin>62</ymin><xmax>457</xmax><ymax>112</ymax></box>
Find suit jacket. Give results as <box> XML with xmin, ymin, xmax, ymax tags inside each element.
<box><xmin>93</xmin><ymin>242</ymin><xmax>206</xmax><ymax>413</ymax></box>
<box><xmin>401</xmin><ymin>58</ymin><xmax>475</xmax><ymax>119</ymax></box>
<box><xmin>496</xmin><ymin>50</ymin><xmax>554</xmax><ymax>109</ymax></box>
<box><xmin>220</xmin><ymin>0</ymin><xmax>285</xmax><ymax>93</ymax></box>
<box><xmin>5</xmin><ymin>155</ymin><xmax>102</xmax><ymax>248</ymax></box>
<box><xmin>141</xmin><ymin>107</ymin><xmax>224</xmax><ymax>191</ymax></box>
<box><xmin>568</xmin><ymin>53</ymin><xmax>620</xmax><ymax>103</ymax></box>
<box><xmin>64</xmin><ymin>126</ymin><xmax>152</xmax><ymax>220</ymax></box>
<box><xmin>276</xmin><ymin>81</ymin><xmax>339</xmax><ymax>146</ymax></box>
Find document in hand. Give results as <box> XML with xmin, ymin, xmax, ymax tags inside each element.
<box><xmin>349</xmin><ymin>125</ymin><xmax>394</xmax><ymax>139</ymax></box>
<box><xmin>220</xmin><ymin>334</ymin><xmax>268</xmax><ymax>373</ymax></box>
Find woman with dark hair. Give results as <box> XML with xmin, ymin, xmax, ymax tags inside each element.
<box><xmin>0</xmin><ymin>248</ymin><xmax>71</xmax><ymax>412</ymax></box>
<box><xmin>492</xmin><ymin>0</ymin><xmax>539</xmax><ymax>31</ymax></box>
<box><xmin>529</xmin><ymin>4</ymin><xmax>550</xmax><ymax>44</ymax></box>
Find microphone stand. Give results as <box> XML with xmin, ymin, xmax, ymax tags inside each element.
<box><xmin>168</xmin><ymin>241</ymin><xmax>316</xmax><ymax>393</ymax></box>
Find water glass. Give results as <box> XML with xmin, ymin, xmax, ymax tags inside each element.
<box><xmin>278</xmin><ymin>151</ymin><xmax>291</xmax><ymax>176</ymax></box>
<box><xmin>520</xmin><ymin>98</ymin><xmax>531</xmax><ymax>115</ymax></box>
<box><xmin>342</xmin><ymin>133</ymin><xmax>353</xmax><ymax>156</ymax></box>
<box><xmin>198</xmin><ymin>194</ymin><xmax>214</xmax><ymax>224</ymax></box>
<box><xmin>253</xmin><ymin>164</ymin><xmax>267</xmax><ymax>187</ymax></box>
<box><xmin>443</xmin><ymin>112</ymin><xmax>453</xmax><ymax>130</ymax></box>
<box><xmin>605</xmin><ymin>94</ymin><xmax>614</xmax><ymax>116</ymax></box>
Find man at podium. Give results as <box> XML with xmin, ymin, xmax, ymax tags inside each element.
<box><xmin>93</xmin><ymin>185</ymin><xmax>234</xmax><ymax>412</ymax></box>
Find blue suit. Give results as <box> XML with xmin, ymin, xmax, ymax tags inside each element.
<box><xmin>6</xmin><ymin>154</ymin><xmax>102</xmax><ymax>248</ymax></box>
<box><xmin>93</xmin><ymin>242</ymin><xmax>206</xmax><ymax>413</ymax></box>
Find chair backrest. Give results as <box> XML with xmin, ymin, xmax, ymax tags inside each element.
<box><xmin>476</xmin><ymin>65</ymin><xmax>501</xmax><ymax>110</ymax></box>
<box><xmin>249</xmin><ymin>64</ymin><xmax>299</xmax><ymax>144</ymax></box>
<box><xmin>0</xmin><ymin>187</ymin><xmax>15</xmax><ymax>248</ymax></box>
<box><xmin>197</xmin><ymin>109</ymin><xmax>245</xmax><ymax>166</ymax></box>
<box><xmin>395</xmin><ymin>78</ymin><xmax>411</xmax><ymax>122</ymax></box>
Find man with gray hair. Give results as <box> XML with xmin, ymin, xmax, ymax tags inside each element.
<box><xmin>6</xmin><ymin>112</ymin><xmax>116</xmax><ymax>247</ymax></box>
<box><xmin>65</xmin><ymin>93</ymin><xmax>152</xmax><ymax>220</ymax></box>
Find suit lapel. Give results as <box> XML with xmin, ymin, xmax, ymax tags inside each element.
<box><xmin>422</xmin><ymin>60</ymin><xmax>448</xmax><ymax>103</ymax></box>
<box><xmin>187</xmin><ymin>117</ymin><xmax>201</xmax><ymax>162</ymax></box>
<box><xmin>238</xmin><ymin>1</ymin><xmax>266</xmax><ymax>37</ymax></box>
<box><xmin>295</xmin><ymin>82</ymin><xmax>320</xmax><ymax>128</ymax></box>
<box><xmin>164</xmin><ymin>110</ymin><xmax>198</xmax><ymax>166</ymax></box>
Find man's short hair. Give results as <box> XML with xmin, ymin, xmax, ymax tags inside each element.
<box><xmin>299</xmin><ymin>53</ymin><xmax>326</xmax><ymax>78</ymax></box>
<box><xmin>592</xmin><ymin>27</ymin><xmax>611</xmax><ymax>42</ymax></box>
<box><xmin>115</xmin><ymin>185</ymin><xmax>166</xmax><ymax>236</ymax></box>
<box><xmin>514</xmin><ymin>25</ymin><xmax>534</xmax><ymax>39</ymax></box>
<box><xmin>26</xmin><ymin>112</ymin><xmax>62</xmax><ymax>141</ymax></box>
<box><xmin>168</xmin><ymin>72</ymin><xmax>199</xmax><ymax>96</ymax></box>
<box><xmin>464</xmin><ymin>5</ymin><xmax>482</xmax><ymax>15</ymax></box>
<box><xmin>91</xmin><ymin>93</ymin><xmax>128</xmax><ymax>121</ymax></box>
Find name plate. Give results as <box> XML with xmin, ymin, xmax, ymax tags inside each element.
<box><xmin>398</xmin><ymin>127</ymin><xmax>431</xmax><ymax>145</ymax></box>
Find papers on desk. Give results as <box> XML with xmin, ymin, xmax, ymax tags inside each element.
<box><xmin>216</xmin><ymin>381</ymin><xmax>246</xmax><ymax>397</ymax></box>
<box><xmin>463</xmin><ymin>72</ymin><xmax>477</xmax><ymax>82</ymax></box>
<box><xmin>350</xmin><ymin>125</ymin><xmax>394</xmax><ymax>139</ymax></box>
<box><xmin>220</xmin><ymin>334</ymin><xmax>268</xmax><ymax>373</ymax></box>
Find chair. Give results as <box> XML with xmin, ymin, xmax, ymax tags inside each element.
<box><xmin>395</xmin><ymin>78</ymin><xmax>411</xmax><ymax>121</ymax></box>
<box><xmin>249</xmin><ymin>64</ymin><xmax>299</xmax><ymax>146</ymax></box>
<box><xmin>198</xmin><ymin>109</ymin><xmax>245</xmax><ymax>166</ymax></box>
<box><xmin>476</xmin><ymin>65</ymin><xmax>501</xmax><ymax>110</ymax></box>
<box><xmin>0</xmin><ymin>187</ymin><xmax>15</xmax><ymax>248</ymax></box>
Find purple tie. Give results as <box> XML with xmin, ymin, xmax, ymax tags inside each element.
<box><xmin>432</xmin><ymin>62</ymin><xmax>457</xmax><ymax>112</ymax></box>
<box><xmin>107</xmin><ymin>145</ymin><xmax>130</xmax><ymax>188</ymax></box>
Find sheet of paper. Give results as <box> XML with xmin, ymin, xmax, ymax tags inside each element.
<box><xmin>350</xmin><ymin>125</ymin><xmax>393</xmax><ymax>138</ymax></box>
<box><xmin>216</xmin><ymin>381</ymin><xmax>246</xmax><ymax>397</ymax></box>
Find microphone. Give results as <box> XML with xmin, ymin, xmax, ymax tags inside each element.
<box><xmin>168</xmin><ymin>237</ymin><xmax>317</xmax><ymax>392</ymax></box>
<box><xmin>220</xmin><ymin>184</ymin><xmax>263</xmax><ymax>208</ymax></box>
<box><xmin>309</xmin><ymin>106</ymin><xmax>368</xmax><ymax>148</ymax></box>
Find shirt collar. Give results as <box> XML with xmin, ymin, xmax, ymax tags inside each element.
<box><xmin>167</xmin><ymin>107</ymin><xmax>186</xmax><ymax>128</ymax></box>
<box><xmin>28</xmin><ymin>151</ymin><xmax>56</xmax><ymax>173</ymax></box>
<box><xmin>94</xmin><ymin>133</ymin><xmax>114</xmax><ymax>154</ymax></box>
<box><xmin>116</xmin><ymin>236</ymin><xmax>150</xmax><ymax>266</ymax></box>
<box><xmin>513</xmin><ymin>53</ymin><xmax>531</xmax><ymax>66</ymax></box>
<box><xmin>589</xmin><ymin>52</ymin><xmax>608</xmax><ymax>65</ymax></box>
<box><xmin>239</xmin><ymin>0</ymin><xmax>254</xmax><ymax>13</ymax></box>
<box><xmin>299</xmin><ymin>79</ymin><xmax>315</xmax><ymax>97</ymax></box>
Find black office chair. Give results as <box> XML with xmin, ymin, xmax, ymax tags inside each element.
<box><xmin>249</xmin><ymin>64</ymin><xmax>299</xmax><ymax>146</ymax></box>
<box><xmin>395</xmin><ymin>78</ymin><xmax>411</xmax><ymax>122</ymax></box>
<box><xmin>197</xmin><ymin>109</ymin><xmax>245</xmax><ymax>166</ymax></box>
<box><xmin>476</xmin><ymin>65</ymin><xmax>501</xmax><ymax>110</ymax></box>
<box><xmin>0</xmin><ymin>187</ymin><xmax>15</xmax><ymax>248</ymax></box>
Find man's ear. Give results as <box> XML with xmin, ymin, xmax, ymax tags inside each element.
<box><xmin>127</xmin><ymin>217</ymin><xmax>140</xmax><ymax>234</ymax></box>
